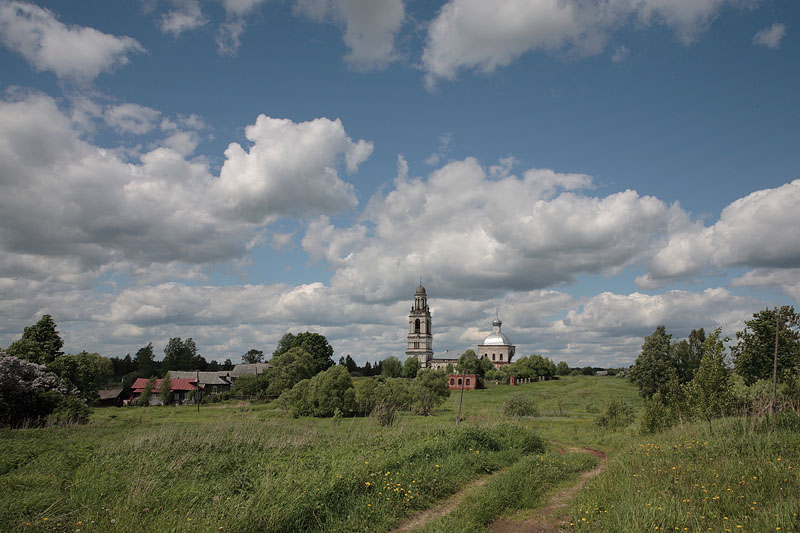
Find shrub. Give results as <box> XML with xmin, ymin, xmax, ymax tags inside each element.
<box><xmin>46</xmin><ymin>396</ymin><xmax>90</xmax><ymax>426</ymax></box>
<box><xmin>0</xmin><ymin>353</ymin><xmax>77</xmax><ymax>427</ymax></box>
<box><xmin>596</xmin><ymin>398</ymin><xmax>634</xmax><ymax>430</ymax></box>
<box><xmin>640</xmin><ymin>394</ymin><xmax>676</xmax><ymax>434</ymax></box>
<box><xmin>503</xmin><ymin>393</ymin><xmax>538</xmax><ymax>417</ymax></box>
<box><xmin>411</xmin><ymin>369</ymin><xmax>450</xmax><ymax>415</ymax></box>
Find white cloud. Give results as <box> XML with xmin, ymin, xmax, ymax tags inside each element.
<box><xmin>295</xmin><ymin>0</ymin><xmax>406</xmax><ymax>71</ymax></box>
<box><xmin>160</xmin><ymin>0</ymin><xmax>206</xmax><ymax>36</ymax></box>
<box><xmin>307</xmin><ymin>157</ymin><xmax>671</xmax><ymax>302</ymax></box>
<box><xmin>104</xmin><ymin>103</ymin><xmax>161</xmax><ymax>135</ymax></box>
<box><xmin>753</xmin><ymin>22</ymin><xmax>786</xmax><ymax>49</ymax></box>
<box><xmin>611</xmin><ymin>44</ymin><xmax>630</xmax><ymax>63</ymax></box>
<box><xmin>216</xmin><ymin>0</ymin><xmax>267</xmax><ymax>55</ymax></box>
<box><xmin>639</xmin><ymin>180</ymin><xmax>800</xmax><ymax>288</ymax></box>
<box><xmin>732</xmin><ymin>268</ymin><xmax>800</xmax><ymax>304</ymax></box>
<box><xmin>0</xmin><ymin>1</ymin><xmax>144</xmax><ymax>81</ymax></box>
<box><xmin>0</xmin><ymin>93</ymin><xmax>371</xmax><ymax>284</ymax></box>
<box><xmin>422</xmin><ymin>0</ymin><xmax>748</xmax><ymax>86</ymax></box>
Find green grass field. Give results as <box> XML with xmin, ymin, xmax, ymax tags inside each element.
<box><xmin>1</xmin><ymin>376</ymin><xmax>797</xmax><ymax>532</ymax></box>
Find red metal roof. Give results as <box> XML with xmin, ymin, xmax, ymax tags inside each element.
<box><xmin>131</xmin><ymin>378</ymin><xmax>197</xmax><ymax>392</ymax></box>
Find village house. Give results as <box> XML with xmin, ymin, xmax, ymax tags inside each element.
<box><xmin>129</xmin><ymin>378</ymin><xmax>197</xmax><ymax>405</ymax></box>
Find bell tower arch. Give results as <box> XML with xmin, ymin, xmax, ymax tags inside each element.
<box><xmin>405</xmin><ymin>283</ymin><xmax>433</xmax><ymax>367</ymax></box>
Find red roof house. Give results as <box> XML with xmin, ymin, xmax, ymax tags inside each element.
<box><xmin>129</xmin><ymin>378</ymin><xmax>198</xmax><ymax>405</ymax></box>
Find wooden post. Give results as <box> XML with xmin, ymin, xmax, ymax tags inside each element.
<box><xmin>456</xmin><ymin>366</ymin><xmax>466</xmax><ymax>426</ymax></box>
<box><xmin>196</xmin><ymin>370</ymin><xmax>200</xmax><ymax>414</ymax></box>
<box><xmin>771</xmin><ymin>311</ymin><xmax>780</xmax><ymax>416</ymax></box>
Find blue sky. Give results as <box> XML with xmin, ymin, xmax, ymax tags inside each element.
<box><xmin>1</xmin><ymin>0</ymin><xmax>798</xmax><ymax>367</ymax></box>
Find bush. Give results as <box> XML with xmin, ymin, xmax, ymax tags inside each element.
<box><xmin>411</xmin><ymin>369</ymin><xmax>450</xmax><ymax>415</ymax></box>
<box><xmin>0</xmin><ymin>353</ymin><xmax>78</xmax><ymax>427</ymax></box>
<box><xmin>503</xmin><ymin>393</ymin><xmax>538</xmax><ymax>417</ymax></box>
<box><xmin>46</xmin><ymin>395</ymin><xmax>90</xmax><ymax>426</ymax></box>
<box><xmin>640</xmin><ymin>394</ymin><xmax>676</xmax><ymax>434</ymax></box>
<box><xmin>596</xmin><ymin>398</ymin><xmax>634</xmax><ymax>430</ymax></box>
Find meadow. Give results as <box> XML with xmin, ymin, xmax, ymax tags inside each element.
<box><xmin>1</xmin><ymin>376</ymin><xmax>797</xmax><ymax>532</ymax></box>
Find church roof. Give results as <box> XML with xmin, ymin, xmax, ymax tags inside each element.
<box><xmin>416</xmin><ymin>284</ymin><xmax>426</xmax><ymax>295</ymax></box>
<box><xmin>481</xmin><ymin>318</ymin><xmax>512</xmax><ymax>346</ymax></box>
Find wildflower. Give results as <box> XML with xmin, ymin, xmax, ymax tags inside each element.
<box><xmin>365</xmin><ymin>482</ymin><xmax>371</xmax><ymax>486</ymax></box>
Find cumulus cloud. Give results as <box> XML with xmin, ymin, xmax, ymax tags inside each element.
<box><xmin>0</xmin><ymin>93</ymin><xmax>372</xmax><ymax>284</ymax></box>
<box><xmin>422</xmin><ymin>0</ymin><xmax>747</xmax><ymax>86</ymax></box>
<box><xmin>214</xmin><ymin>115</ymin><xmax>370</xmax><ymax>223</ymax></box>
<box><xmin>732</xmin><ymin>268</ymin><xmax>800</xmax><ymax>304</ymax></box>
<box><xmin>160</xmin><ymin>0</ymin><xmax>206</xmax><ymax>36</ymax></box>
<box><xmin>295</xmin><ymin>0</ymin><xmax>406</xmax><ymax>70</ymax></box>
<box><xmin>753</xmin><ymin>22</ymin><xmax>786</xmax><ymax>49</ymax></box>
<box><xmin>305</xmin><ymin>157</ymin><xmax>672</xmax><ymax>302</ymax></box>
<box><xmin>0</xmin><ymin>1</ymin><xmax>143</xmax><ymax>81</ymax></box>
<box><xmin>639</xmin><ymin>180</ymin><xmax>800</xmax><ymax>288</ymax></box>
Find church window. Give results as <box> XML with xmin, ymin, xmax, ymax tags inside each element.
<box><xmin>414</xmin><ymin>342</ymin><xmax>419</xmax><ymax>349</ymax></box>
<box><xmin>458</xmin><ymin>378</ymin><xmax>462</xmax><ymax>386</ymax></box>
<box><xmin>492</xmin><ymin>353</ymin><xmax>496</xmax><ymax>361</ymax></box>
<box><xmin>450</xmin><ymin>378</ymin><xmax>454</xmax><ymax>385</ymax></box>
<box><xmin>500</xmin><ymin>353</ymin><xmax>503</xmax><ymax>361</ymax></box>
<box><xmin>415</xmin><ymin>319</ymin><xmax>420</xmax><ymax>333</ymax></box>
<box><xmin>466</xmin><ymin>378</ymin><xmax>471</xmax><ymax>386</ymax></box>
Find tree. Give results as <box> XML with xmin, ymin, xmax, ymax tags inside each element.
<box><xmin>411</xmin><ymin>369</ymin><xmax>450</xmax><ymax>415</ymax></box>
<box><xmin>689</xmin><ymin>328</ymin><xmax>732</xmax><ymax>434</ymax></box>
<box><xmin>381</xmin><ymin>356</ymin><xmax>403</xmax><ymax>378</ymax></box>
<box><xmin>242</xmin><ymin>349</ymin><xmax>264</xmax><ymax>364</ymax></box>
<box><xmin>344</xmin><ymin>354</ymin><xmax>358</xmax><ymax>374</ymax></box>
<box><xmin>266</xmin><ymin>347</ymin><xmax>317</xmax><ymax>397</ymax></box>
<box><xmin>630</xmin><ymin>326</ymin><xmax>676</xmax><ymax>398</ymax></box>
<box><xmin>370</xmin><ymin>378</ymin><xmax>413</xmax><ymax>426</ymax></box>
<box><xmin>280</xmin><ymin>365</ymin><xmax>357</xmax><ymax>418</ymax></box>
<box><xmin>0</xmin><ymin>352</ymin><xmax>78</xmax><ymax>427</ymax></box>
<box><xmin>674</xmin><ymin>328</ymin><xmax>705</xmax><ymax>384</ymax></box>
<box><xmin>731</xmin><ymin>306</ymin><xmax>800</xmax><ymax>385</ymax></box>
<box><xmin>110</xmin><ymin>354</ymin><xmax>137</xmax><ymax>381</ymax></box>
<box><xmin>159</xmin><ymin>373</ymin><xmax>172</xmax><ymax>405</ymax></box>
<box><xmin>222</xmin><ymin>358</ymin><xmax>234</xmax><ymax>370</ymax></box>
<box><xmin>556</xmin><ymin>361</ymin><xmax>570</xmax><ymax>376</ymax></box>
<box><xmin>232</xmin><ymin>373</ymin><xmax>269</xmax><ymax>398</ymax></box>
<box><xmin>403</xmin><ymin>356</ymin><xmax>421</xmax><ymax>378</ymax></box>
<box><xmin>162</xmin><ymin>338</ymin><xmax>206</xmax><ymax>371</ymax></box>
<box><xmin>47</xmin><ymin>351</ymin><xmax>113</xmax><ymax>401</ymax></box>
<box><xmin>6</xmin><ymin>314</ymin><xmax>64</xmax><ymax>365</ymax></box>
<box><xmin>136</xmin><ymin>377</ymin><xmax>156</xmax><ymax>406</ymax></box>
<box><xmin>134</xmin><ymin>343</ymin><xmax>158</xmax><ymax>376</ymax></box>
<box><xmin>273</xmin><ymin>332</ymin><xmax>334</xmax><ymax>375</ymax></box>
<box><xmin>456</xmin><ymin>349</ymin><xmax>487</xmax><ymax>376</ymax></box>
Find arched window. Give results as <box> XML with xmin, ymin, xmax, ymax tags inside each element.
<box><xmin>500</xmin><ymin>353</ymin><xmax>503</xmax><ymax>361</ymax></box>
<box><xmin>415</xmin><ymin>318</ymin><xmax>420</xmax><ymax>333</ymax></box>
<box><xmin>458</xmin><ymin>378</ymin><xmax>462</xmax><ymax>386</ymax></box>
<box><xmin>450</xmin><ymin>378</ymin><xmax>454</xmax><ymax>385</ymax></box>
<box><xmin>466</xmin><ymin>378</ymin><xmax>471</xmax><ymax>386</ymax></box>
<box><xmin>492</xmin><ymin>353</ymin><xmax>496</xmax><ymax>361</ymax></box>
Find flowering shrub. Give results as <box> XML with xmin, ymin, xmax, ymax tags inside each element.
<box><xmin>0</xmin><ymin>352</ymin><xmax>83</xmax><ymax>427</ymax></box>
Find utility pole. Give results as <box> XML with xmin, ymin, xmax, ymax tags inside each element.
<box><xmin>196</xmin><ymin>369</ymin><xmax>200</xmax><ymax>414</ymax></box>
<box><xmin>456</xmin><ymin>363</ymin><xmax>466</xmax><ymax>426</ymax></box>
<box><xmin>771</xmin><ymin>310</ymin><xmax>780</xmax><ymax>416</ymax></box>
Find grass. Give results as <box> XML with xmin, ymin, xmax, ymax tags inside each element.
<box><xmin>2</xmin><ymin>376</ymin><xmax>795</xmax><ymax>532</ymax></box>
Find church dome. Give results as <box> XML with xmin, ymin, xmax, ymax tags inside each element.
<box><xmin>416</xmin><ymin>284</ymin><xmax>426</xmax><ymax>295</ymax></box>
<box><xmin>483</xmin><ymin>318</ymin><xmax>511</xmax><ymax>345</ymax></box>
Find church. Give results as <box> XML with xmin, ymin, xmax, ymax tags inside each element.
<box><xmin>405</xmin><ymin>284</ymin><xmax>515</xmax><ymax>369</ymax></box>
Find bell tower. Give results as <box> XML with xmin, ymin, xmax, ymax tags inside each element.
<box><xmin>406</xmin><ymin>282</ymin><xmax>433</xmax><ymax>368</ymax></box>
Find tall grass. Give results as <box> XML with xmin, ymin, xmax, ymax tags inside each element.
<box><xmin>567</xmin><ymin>417</ymin><xmax>800</xmax><ymax>531</ymax></box>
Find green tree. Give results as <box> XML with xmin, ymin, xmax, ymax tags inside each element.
<box><xmin>674</xmin><ymin>328</ymin><xmax>705</xmax><ymax>384</ymax></box>
<box><xmin>222</xmin><ymin>358</ymin><xmax>234</xmax><ymax>370</ymax></box>
<box><xmin>159</xmin><ymin>374</ymin><xmax>172</xmax><ymax>405</ymax></box>
<box><xmin>403</xmin><ymin>356</ymin><xmax>421</xmax><ymax>378</ymax></box>
<box><xmin>162</xmin><ymin>338</ymin><xmax>206</xmax><ymax>371</ymax></box>
<box><xmin>630</xmin><ymin>326</ymin><xmax>677</xmax><ymax>398</ymax></box>
<box><xmin>6</xmin><ymin>314</ymin><xmax>64</xmax><ymax>365</ymax></box>
<box><xmin>232</xmin><ymin>373</ymin><xmax>269</xmax><ymax>398</ymax></box>
<box><xmin>731</xmin><ymin>306</ymin><xmax>800</xmax><ymax>385</ymax></box>
<box><xmin>281</xmin><ymin>365</ymin><xmax>356</xmax><ymax>418</ymax></box>
<box><xmin>370</xmin><ymin>378</ymin><xmax>413</xmax><ymax>426</ymax></box>
<box><xmin>136</xmin><ymin>377</ymin><xmax>156</xmax><ymax>406</ymax></box>
<box><xmin>556</xmin><ymin>361</ymin><xmax>570</xmax><ymax>376</ymax></box>
<box><xmin>381</xmin><ymin>356</ymin><xmax>403</xmax><ymax>378</ymax></box>
<box><xmin>47</xmin><ymin>351</ymin><xmax>113</xmax><ymax>401</ymax></box>
<box><xmin>273</xmin><ymin>332</ymin><xmax>334</xmax><ymax>375</ymax></box>
<box><xmin>456</xmin><ymin>349</ymin><xmax>489</xmax><ymax>376</ymax></box>
<box><xmin>689</xmin><ymin>328</ymin><xmax>732</xmax><ymax>434</ymax></box>
<box><xmin>242</xmin><ymin>349</ymin><xmax>264</xmax><ymax>364</ymax></box>
<box><xmin>266</xmin><ymin>347</ymin><xmax>317</xmax><ymax>397</ymax></box>
<box><xmin>411</xmin><ymin>369</ymin><xmax>450</xmax><ymax>415</ymax></box>
<box><xmin>134</xmin><ymin>343</ymin><xmax>158</xmax><ymax>376</ymax></box>
<box><xmin>344</xmin><ymin>354</ymin><xmax>358</xmax><ymax>374</ymax></box>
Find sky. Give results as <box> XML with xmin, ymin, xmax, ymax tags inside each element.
<box><xmin>0</xmin><ymin>0</ymin><xmax>798</xmax><ymax>368</ymax></box>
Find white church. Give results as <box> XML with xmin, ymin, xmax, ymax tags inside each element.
<box><xmin>404</xmin><ymin>283</ymin><xmax>515</xmax><ymax>370</ymax></box>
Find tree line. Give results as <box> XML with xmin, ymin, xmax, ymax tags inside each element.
<box><xmin>630</xmin><ymin>306</ymin><xmax>800</xmax><ymax>434</ymax></box>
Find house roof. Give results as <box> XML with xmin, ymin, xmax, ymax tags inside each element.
<box><xmin>131</xmin><ymin>378</ymin><xmax>197</xmax><ymax>392</ymax></box>
<box><xmin>97</xmin><ymin>388</ymin><xmax>125</xmax><ymax>400</ymax></box>
<box><xmin>167</xmin><ymin>370</ymin><xmax>231</xmax><ymax>386</ymax></box>
<box><xmin>230</xmin><ymin>363</ymin><xmax>271</xmax><ymax>377</ymax></box>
